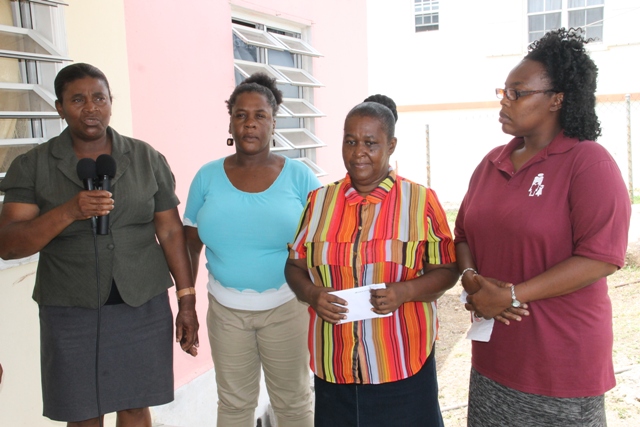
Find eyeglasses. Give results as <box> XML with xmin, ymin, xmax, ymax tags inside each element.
<box><xmin>496</xmin><ymin>88</ymin><xmax>557</xmax><ymax>101</ymax></box>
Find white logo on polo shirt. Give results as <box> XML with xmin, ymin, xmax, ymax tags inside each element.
<box><xmin>529</xmin><ymin>173</ymin><xmax>544</xmax><ymax>197</ymax></box>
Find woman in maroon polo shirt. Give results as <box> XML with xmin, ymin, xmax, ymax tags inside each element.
<box><xmin>455</xmin><ymin>28</ymin><xmax>631</xmax><ymax>426</ymax></box>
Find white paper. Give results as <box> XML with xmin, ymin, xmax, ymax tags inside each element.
<box><xmin>459</xmin><ymin>289</ymin><xmax>494</xmax><ymax>342</ymax></box>
<box><xmin>330</xmin><ymin>283</ymin><xmax>393</xmax><ymax>324</ymax></box>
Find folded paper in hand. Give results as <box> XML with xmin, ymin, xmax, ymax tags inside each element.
<box><xmin>330</xmin><ymin>283</ymin><xmax>393</xmax><ymax>324</ymax></box>
<box><xmin>459</xmin><ymin>289</ymin><xmax>494</xmax><ymax>342</ymax></box>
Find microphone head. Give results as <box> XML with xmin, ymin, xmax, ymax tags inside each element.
<box><xmin>96</xmin><ymin>154</ymin><xmax>117</xmax><ymax>178</ymax></box>
<box><xmin>76</xmin><ymin>158</ymin><xmax>97</xmax><ymax>181</ymax></box>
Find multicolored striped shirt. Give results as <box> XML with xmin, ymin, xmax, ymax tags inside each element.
<box><xmin>288</xmin><ymin>170</ymin><xmax>455</xmax><ymax>384</ymax></box>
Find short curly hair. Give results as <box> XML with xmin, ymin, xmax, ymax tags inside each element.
<box><xmin>346</xmin><ymin>94</ymin><xmax>398</xmax><ymax>140</ymax></box>
<box><xmin>225</xmin><ymin>73</ymin><xmax>283</xmax><ymax>116</ymax></box>
<box><xmin>525</xmin><ymin>28</ymin><xmax>601</xmax><ymax>141</ymax></box>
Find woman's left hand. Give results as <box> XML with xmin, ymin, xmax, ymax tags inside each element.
<box><xmin>176</xmin><ymin>301</ymin><xmax>199</xmax><ymax>357</ymax></box>
<box><xmin>370</xmin><ymin>283</ymin><xmax>408</xmax><ymax>315</ymax></box>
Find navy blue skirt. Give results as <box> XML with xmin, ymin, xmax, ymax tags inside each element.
<box><xmin>314</xmin><ymin>347</ymin><xmax>444</xmax><ymax>427</ymax></box>
<box><xmin>39</xmin><ymin>291</ymin><xmax>174</xmax><ymax>422</ymax></box>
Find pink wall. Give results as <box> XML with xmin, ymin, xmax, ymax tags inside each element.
<box><xmin>122</xmin><ymin>0</ymin><xmax>368</xmax><ymax>388</ymax></box>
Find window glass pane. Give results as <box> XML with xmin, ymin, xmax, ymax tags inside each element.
<box><xmin>0</xmin><ymin>88</ymin><xmax>56</xmax><ymax>114</ymax></box>
<box><xmin>568</xmin><ymin>0</ymin><xmax>585</xmax><ymax>8</ymax></box>
<box><xmin>528</xmin><ymin>0</ymin><xmax>543</xmax><ymax>13</ymax></box>
<box><xmin>587</xmin><ymin>24</ymin><xmax>603</xmax><ymax>40</ymax></box>
<box><xmin>587</xmin><ymin>0</ymin><xmax>604</xmax><ymax>5</ymax></box>
<box><xmin>0</xmin><ymin>27</ymin><xmax>67</xmax><ymax>62</ymax></box>
<box><xmin>267</xmin><ymin>48</ymin><xmax>295</xmax><ymax>67</ymax></box>
<box><xmin>587</xmin><ymin>7</ymin><xmax>603</xmax><ymax>25</ymax></box>
<box><xmin>276</xmin><ymin>117</ymin><xmax>301</xmax><ymax>129</ymax></box>
<box><xmin>569</xmin><ymin>10</ymin><xmax>585</xmax><ymax>27</ymax></box>
<box><xmin>0</xmin><ymin>58</ymin><xmax>23</xmax><ymax>83</ymax></box>
<box><xmin>281</xmin><ymin>99</ymin><xmax>324</xmax><ymax>117</ymax></box>
<box><xmin>0</xmin><ymin>143</ymin><xmax>37</xmax><ymax>173</ymax></box>
<box><xmin>546</xmin><ymin>12</ymin><xmax>561</xmax><ymax>30</ymax></box>
<box><xmin>234</xmin><ymin>68</ymin><xmax>245</xmax><ymax>86</ymax></box>
<box><xmin>546</xmin><ymin>0</ymin><xmax>562</xmax><ymax>10</ymax></box>
<box><xmin>0</xmin><ymin>119</ymin><xmax>35</xmax><ymax>138</ymax></box>
<box><xmin>433</xmin><ymin>14</ymin><xmax>439</xmax><ymax>24</ymax></box>
<box><xmin>529</xmin><ymin>31</ymin><xmax>544</xmax><ymax>43</ymax></box>
<box><xmin>234</xmin><ymin>61</ymin><xmax>287</xmax><ymax>84</ymax></box>
<box><xmin>0</xmin><ymin>30</ymin><xmax>51</xmax><ymax>56</ymax></box>
<box><xmin>271</xmin><ymin>65</ymin><xmax>323</xmax><ymax>87</ymax></box>
<box><xmin>271</xmin><ymin>34</ymin><xmax>322</xmax><ymax>57</ymax></box>
<box><xmin>277</xmin><ymin>129</ymin><xmax>324</xmax><ymax>148</ymax></box>
<box><xmin>233</xmin><ymin>34</ymin><xmax>258</xmax><ymax>62</ymax></box>
<box><xmin>271</xmin><ymin>133</ymin><xmax>293</xmax><ymax>151</ymax></box>
<box><xmin>232</xmin><ymin>25</ymin><xmax>283</xmax><ymax>50</ymax></box>
<box><xmin>529</xmin><ymin>15</ymin><xmax>544</xmax><ymax>32</ymax></box>
<box><xmin>415</xmin><ymin>16</ymin><xmax>422</xmax><ymax>25</ymax></box>
<box><xmin>278</xmin><ymin>83</ymin><xmax>299</xmax><ymax>98</ymax></box>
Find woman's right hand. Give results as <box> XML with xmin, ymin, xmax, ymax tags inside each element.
<box><xmin>65</xmin><ymin>190</ymin><xmax>114</xmax><ymax>221</ymax></box>
<box><xmin>308</xmin><ymin>286</ymin><xmax>348</xmax><ymax>324</ymax></box>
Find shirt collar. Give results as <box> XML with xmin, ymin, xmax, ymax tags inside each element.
<box><xmin>490</xmin><ymin>130</ymin><xmax>580</xmax><ymax>167</ymax></box>
<box><xmin>344</xmin><ymin>168</ymin><xmax>396</xmax><ymax>205</ymax></box>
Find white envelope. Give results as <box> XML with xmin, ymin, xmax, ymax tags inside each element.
<box><xmin>459</xmin><ymin>289</ymin><xmax>494</xmax><ymax>342</ymax></box>
<box><xmin>330</xmin><ymin>283</ymin><xmax>393</xmax><ymax>324</ymax></box>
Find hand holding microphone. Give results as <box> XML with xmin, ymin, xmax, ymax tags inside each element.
<box><xmin>75</xmin><ymin>157</ymin><xmax>114</xmax><ymax>230</ymax></box>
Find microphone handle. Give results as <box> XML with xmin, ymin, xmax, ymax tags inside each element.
<box><xmin>82</xmin><ymin>178</ymin><xmax>98</xmax><ymax>231</ymax></box>
<box><xmin>97</xmin><ymin>176</ymin><xmax>111</xmax><ymax>235</ymax></box>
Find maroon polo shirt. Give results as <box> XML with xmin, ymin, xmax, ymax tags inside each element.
<box><xmin>455</xmin><ymin>131</ymin><xmax>631</xmax><ymax>397</ymax></box>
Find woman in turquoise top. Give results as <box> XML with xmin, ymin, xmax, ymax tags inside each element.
<box><xmin>183</xmin><ymin>73</ymin><xmax>320</xmax><ymax>427</ymax></box>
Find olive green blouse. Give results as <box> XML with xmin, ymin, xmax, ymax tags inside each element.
<box><xmin>0</xmin><ymin>127</ymin><xmax>179</xmax><ymax>308</ymax></box>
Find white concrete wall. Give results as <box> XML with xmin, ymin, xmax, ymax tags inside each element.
<box><xmin>367</xmin><ymin>0</ymin><xmax>640</xmax><ymax>204</ymax></box>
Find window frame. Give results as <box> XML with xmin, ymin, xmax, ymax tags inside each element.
<box><xmin>0</xmin><ymin>82</ymin><xmax>59</xmax><ymax>119</ymax></box>
<box><xmin>280</xmin><ymin>98</ymin><xmax>325</xmax><ymax>118</ymax></box>
<box><xmin>231</xmin><ymin>16</ymin><xmax>326</xmax><ymax>176</ymax></box>
<box><xmin>414</xmin><ymin>0</ymin><xmax>440</xmax><ymax>33</ymax></box>
<box><xmin>0</xmin><ymin>24</ymin><xmax>70</xmax><ymax>62</ymax></box>
<box><xmin>527</xmin><ymin>0</ymin><xmax>604</xmax><ymax>43</ymax></box>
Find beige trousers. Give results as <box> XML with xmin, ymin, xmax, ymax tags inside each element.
<box><xmin>207</xmin><ymin>293</ymin><xmax>313</xmax><ymax>427</ymax></box>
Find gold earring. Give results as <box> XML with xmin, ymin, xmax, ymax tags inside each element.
<box><xmin>226</xmin><ymin>138</ymin><xmax>234</xmax><ymax>146</ymax></box>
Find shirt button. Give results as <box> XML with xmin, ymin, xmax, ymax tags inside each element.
<box><xmin>107</xmin><ymin>244</ymin><xmax>115</xmax><ymax>250</ymax></box>
<box><xmin>358</xmin><ymin>226</ymin><xmax>362</xmax><ymax>230</ymax></box>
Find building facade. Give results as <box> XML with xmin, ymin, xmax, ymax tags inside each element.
<box><xmin>368</xmin><ymin>0</ymin><xmax>640</xmax><ymax>204</ymax></box>
<box><xmin>0</xmin><ymin>0</ymin><xmax>367</xmax><ymax>425</ymax></box>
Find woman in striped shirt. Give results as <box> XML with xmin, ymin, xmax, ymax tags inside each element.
<box><xmin>286</xmin><ymin>95</ymin><xmax>458</xmax><ymax>427</ymax></box>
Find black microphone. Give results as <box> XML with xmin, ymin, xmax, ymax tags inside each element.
<box><xmin>76</xmin><ymin>158</ymin><xmax>98</xmax><ymax>232</ymax></box>
<box><xmin>96</xmin><ymin>154</ymin><xmax>116</xmax><ymax>236</ymax></box>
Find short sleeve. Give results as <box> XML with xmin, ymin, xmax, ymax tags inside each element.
<box><xmin>0</xmin><ymin>153</ymin><xmax>37</xmax><ymax>204</ymax></box>
<box><xmin>153</xmin><ymin>152</ymin><xmax>180</xmax><ymax>212</ymax></box>
<box><xmin>453</xmin><ymin>194</ymin><xmax>468</xmax><ymax>244</ymax></box>
<box><xmin>570</xmin><ymin>159</ymin><xmax>631</xmax><ymax>268</ymax></box>
<box><xmin>424</xmin><ymin>188</ymin><xmax>456</xmax><ymax>265</ymax></box>
<box><xmin>288</xmin><ymin>191</ymin><xmax>315</xmax><ymax>260</ymax></box>
<box><xmin>183</xmin><ymin>167</ymin><xmax>205</xmax><ymax>227</ymax></box>
<box><xmin>296</xmin><ymin>162</ymin><xmax>322</xmax><ymax>204</ymax></box>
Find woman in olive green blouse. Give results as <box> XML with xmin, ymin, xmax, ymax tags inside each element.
<box><xmin>0</xmin><ymin>63</ymin><xmax>198</xmax><ymax>427</ymax></box>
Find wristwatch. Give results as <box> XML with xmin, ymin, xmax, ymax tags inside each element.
<box><xmin>510</xmin><ymin>286</ymin><xmax>521</xmax><ymax>308</ymax></box>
